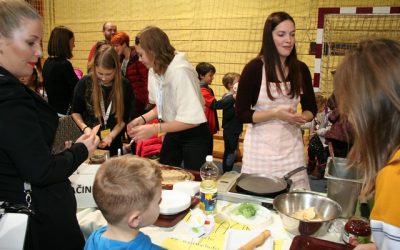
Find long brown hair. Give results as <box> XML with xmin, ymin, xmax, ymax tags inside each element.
<box><xmin>136</xmin><ymin>26</ymin><xmax>175</xmax><ymax>75</ymax></box>
<box><xmin>334</xmin><ymin>38</ymin><xmax>400</xmax><ymax>198</ymax></box>
<box><xmin>91</xmin><ymin>45</ymin><xmax>124</xmax><ymax>125</ymax></box>
<box><xmin>259</xmin><ymin>11</ymin><xmax>301</xmax><ymax>100</ymax></box>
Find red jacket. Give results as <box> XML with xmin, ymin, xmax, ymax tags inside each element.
<box><xmin>125</xmin><ymin>47</ymin><xmax>149</xmax><ymax>117</ymax></box>
<box><xmin>200</xmin><ymin>84</ymin><xmax>235</xmax><ymax>135</ymax></box>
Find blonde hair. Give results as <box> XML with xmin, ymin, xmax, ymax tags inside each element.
<box><xmin>93</xmin><ymin>156</ymin><xmax>162</xmax><ymax>224</ymax></box>
<box><xmin>91</xmin><ymin>45</ymin><xmax>124</xmax><ymax>125</ymax></box>
<box><xmin>334</xmin><ymin>38</ymin><xmax>400</xmax><ymax>198</ymax></box>
<box><xmin>0</xmin><ymin>0</ymin><xmax>41</xmax><ymax>39</ymax></box>
<box><xmin>136</xmin><ymin>26</ymin><xmax>175</xmax><ymax>75</ymax></box>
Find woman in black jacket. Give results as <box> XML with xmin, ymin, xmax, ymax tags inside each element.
<box><xmin>0</xmin><ymin>1</ymin><xmax>100</xmax><ymax>249</ymax></box>
<box><xmin>43</xmin><ymin>25</ymin><xmax>79</xmax><ymax>115</ymax></box>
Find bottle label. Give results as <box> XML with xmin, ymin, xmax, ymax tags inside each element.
<box><xmin>200</xmin><ymin>190</ymin><xmax>217</xmax><ymax>214</ymax></box>
<box><xmin>342</xmin><ymin>231</ymin><xmax>371</xmax><ymax>246</ymax></box>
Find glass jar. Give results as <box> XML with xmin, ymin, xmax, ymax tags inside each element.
<box><xmin>342</xmin><ymin>216</ymin><xmax>371</xmax><ymax>246</ymax></box>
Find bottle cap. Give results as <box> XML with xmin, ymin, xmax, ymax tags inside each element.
<box><xmin>206</xmin><ymin>155</ymin><xmax>213</xmax><ymax>162</ymax></box>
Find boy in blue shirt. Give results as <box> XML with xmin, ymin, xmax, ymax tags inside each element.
<box><xmin>84</xmin><ymin>156</ymin><xmax>165</xmax><ymax>250</ymax></box>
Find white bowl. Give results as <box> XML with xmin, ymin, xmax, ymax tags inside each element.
<box><xmin>159</xmin><ymin>190</ymin><xmax>191</xmax><ymax>215</ymax></box>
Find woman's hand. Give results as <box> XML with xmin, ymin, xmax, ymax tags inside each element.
<box><xmin>64</xmin><ymin>140</ymin><xmax>73</xmax><ymax>150</ymax></box>
<box><xmin>127</xmin><ymin>117</ymin><xmax>145</xmax><ymax>138</ymax></box>
<box><xmin>75</xmin><ymin>124</ymin><xmax>100</xmax><ymax>157</ymax></box>
<box><xmin>273</xmin><ymin>106</ymin><xmax>307</xmax><ymax>125</ymax></box>
<box><xmin>98</xmin><ymin>135</ymin><xmax>112</xmax><ymax>149</ymax></box>
<box><xmin>83</xmin><ymin>127</ymin><xmax>92</xmax><ymax>136</ymax></box>
<box><xmin>129</xmin><ymin>124</ymin><xmax>157</xmax><ymax>142</ymax></box>
<box><xmin>353</xmin><ymin>243</ymin><xmax>376</xmax><ymax>250</ymax></box>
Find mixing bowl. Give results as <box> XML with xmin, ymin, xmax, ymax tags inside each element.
<box><xmin>273</xmin><ymin>192</ymin><xmax>342</xmax><ymax>236</ymax></box>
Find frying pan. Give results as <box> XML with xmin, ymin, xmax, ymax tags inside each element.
<box><xmin>236</xmin><ymin>166</ymin><xmax>307</xmax><ymax>197</ymax></box>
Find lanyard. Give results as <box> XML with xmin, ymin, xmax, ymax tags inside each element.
<box><xmin>155</xmin><ymin>74</ymin><xmax>164</xmax><ymax>121</ymax></box>
<box><xmin>100</xmin><ymin>98</ymin><xmax>112</xmax><ymax>128</ymax></box>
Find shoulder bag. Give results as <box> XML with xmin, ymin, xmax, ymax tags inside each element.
<box><xmin>0</xmin><ymin>182</ymin><xmax>34</xmax><ymax>250</ymax></box>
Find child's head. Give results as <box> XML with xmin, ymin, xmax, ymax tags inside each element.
<box><xmin>91</xmin><ymin>45</ymin><xmax>124</xmax><ymax>124</ymax></box>
<box><xmin>222</xmin><ymin>72</ymin><xmax>240</xmax><ymax>91</ymax></box>
<box><xmin>195</xmin><ymin>62</ymin><xmax>216</xmax><ymax>85</ymax></box>
<box><xmin>326</xmin><ymin>94</ymin><xmax>336</xmax><ymax>110</ymax></box>
<box><xmin>314</xmin><ymin>93</ymin><xmax>327</xmax><ymax>112</ymax></box>
<box><xmin>93</xmin><ymin>156</ymin><xmax>162</xmax><ymax>228</ymax></box>
<box><xmin>334</xmin><ymin>38</ymin><xmax>400</xmax><ymax>197</ymax></box>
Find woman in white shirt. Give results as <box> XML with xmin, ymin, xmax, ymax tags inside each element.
<box><xmin>127</xmin><ymin>26</ymin><xmax>210</xmax><ymax>170</ymax></box>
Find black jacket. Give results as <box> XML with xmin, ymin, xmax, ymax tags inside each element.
<box><xmin>0</xmin><ymin>67</ymin><xmax>87</xmax><ymax>250</ymax></box>
<box><xmin>43</xmin><ymin>57</ymin><xmax>79</xmax><ymax>115</ymax></box>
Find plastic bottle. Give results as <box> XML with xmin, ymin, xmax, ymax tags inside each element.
<box><xmin>199</xmin><ymin>155</ymin><xmax>219</xmax><ymax>214</ymax></box>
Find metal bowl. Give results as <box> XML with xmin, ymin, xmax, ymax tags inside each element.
<box><xmin>273</xmin><ymin>192</ymin><xmax>342</xmax><ymax>236</ymax></box>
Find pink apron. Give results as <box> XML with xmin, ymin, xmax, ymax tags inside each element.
<box><xmin>241</xmin><ymin>66</ymin><xmax>310</xmax><ymax>190</ymax></box>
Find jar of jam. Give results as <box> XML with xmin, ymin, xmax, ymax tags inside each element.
<box><xmin>342</xmin><ymin>216</ymin><xmax>371</xmax><ymax>246</ymax></box>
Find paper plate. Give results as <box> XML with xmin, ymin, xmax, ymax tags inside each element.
<box><xmin>159</xmin><ymin>190</ymin><xmax>191</xmax><ymax>215</ymax></box>
<box><xmin>224</xmin><ymin>229</ymin><xmax>273</xmax><ymax>250</ymax></box>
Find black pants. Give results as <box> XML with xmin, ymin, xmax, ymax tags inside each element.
<box><xmin>222</xmin><ymin>131</ymin><xmax>240</xmax><ymax>172</ymax></box>
<box><xmin>159</xmin><ymin>123</ymin><xmax>211</xmax><ymax>170</ymax></box>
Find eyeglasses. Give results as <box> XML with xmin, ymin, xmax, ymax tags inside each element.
<box><xmin>135</xmin><ymin>36</ymin><xmax>140</xmax><ymax>45</ymax></box>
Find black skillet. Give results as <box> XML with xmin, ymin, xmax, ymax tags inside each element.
<box><xmin>236</xmin><ymin>166</ymin><xmax>307</xmax><ymax>198</ymax></box>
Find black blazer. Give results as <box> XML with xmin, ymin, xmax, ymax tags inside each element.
<box><xmin>43</xmin><ymin>57</ymin><xmax>79</xmax><ymax>115</ymax></box>
<box><xmin>0</xmin><ymin>67</ymin><xmax>87</xmax><ymax>250</ymax></box>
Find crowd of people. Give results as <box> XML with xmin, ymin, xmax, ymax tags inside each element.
<box><xmin>0</xmin><ymin>0</ymin><xmax>399</xmax><ymax>249</ymax></box>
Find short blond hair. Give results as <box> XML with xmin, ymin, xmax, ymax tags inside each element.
<box><xmin>93</xmin><ymin>156</ymin><xmax>162</xmax><ymax>224</ymax></box>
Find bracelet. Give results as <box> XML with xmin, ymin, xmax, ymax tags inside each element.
<box><xmin>140</xmin><ymin>115</ymin><xmax>147</xmax><ymax>124</ymax></box>
<box><xmin>82</xmin><ymin>126</ymin><xmax>89</xmax><ymax>132</ymax></box>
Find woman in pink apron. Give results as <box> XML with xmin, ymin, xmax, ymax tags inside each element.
<box><xmin>235</xmin><ymin>12</ymin><xmax>317</xmax><ymax>189</ymax></box>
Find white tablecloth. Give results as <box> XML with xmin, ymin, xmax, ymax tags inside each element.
<box><xmin>77</xmin><ymin>200</ymin><xmax>344</xmax><ymax>250</ymax></box>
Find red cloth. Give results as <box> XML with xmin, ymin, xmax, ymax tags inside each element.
<box><xmin>125</xmin><ymin>47</ymin><xmax>149</xmax><ymax>117</ymax></box>
<box><xmin>135</xmin><ymin>119</ymin><xmax>163</xmax><ymax>157</ymax></box>
<box><xmin>136</xmin><ymin>136</ymin><xmax>163</xmax><ymax>158</ymax></box>
<box><xmin>87</xmin><ymin>43</ymin><xmax>96</xmax><ymax>63</ymax></box>
<box><xmin>201</xmin><ymin>86</ymin><xmax>218</xmax><ymax>134</ymax></box>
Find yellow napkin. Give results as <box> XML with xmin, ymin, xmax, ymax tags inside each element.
<box><xmin>162</xmin><ymin>212</ymin><xmax>251</xmax><ymax>250</ymax></box>
<box><xmin>273</xmin><ymin>239</ymin><xmax>283</xmax><ymax>250</ymax></box>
